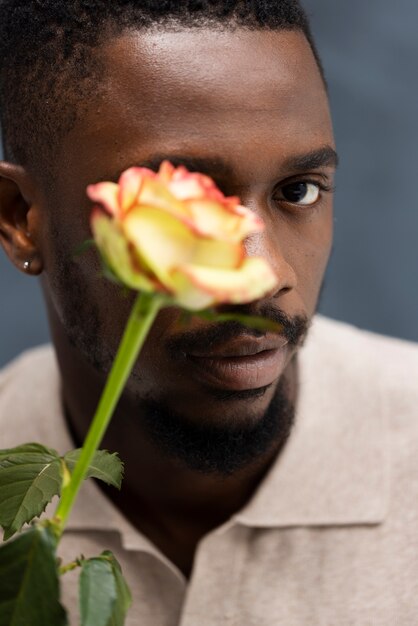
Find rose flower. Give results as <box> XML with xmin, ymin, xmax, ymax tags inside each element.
<box><xmin>87</xmin><ymin>161</ymin><xmax>278</xmax><ymax>310</ymax></box>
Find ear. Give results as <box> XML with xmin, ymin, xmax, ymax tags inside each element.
<box><xmin>0</xmin><ymin>162</ymin><xmax>44</xmax><ymax>275</ymax></box>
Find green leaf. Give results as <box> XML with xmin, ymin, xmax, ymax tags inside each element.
<box><xmin>195</xmin><ymin>309</ymin><xmax>283</xmax><ymax>333</ymax></box>
<box><xmin>79</xmin><ymin>559</ymin><xmax>116</xmax><ymax>626</ymax></box>
<box><xmin>80</xmin><ymin>552</ymin><xmax>131</xmax><ymax>626</ymax></box>
<box><xmin>0</xmin><ymin>524</ymin><xmax>68</xmax><ymax>626</ymax></box>
<box><xmin>0</xmin><ymin>445</ymin><xmax>123</xmax><ymax>540</ymax></box>
<box><xmin>64</xmin><ymin>450</ymin><xmax>124</xmax><ymax>490</ymax></box>
<box><xmin>0</xmin><ymin>444</ymin><xmax>62</xmax><ymax>540</ymax></box>
<box><xmin>0</xmin><ymin>443</ymin><xmax>60</xmax><ymax>461</ymax></box>
<box><xmin>106</xmin><ymin>553</ymin><xmax>132</xmax><ymax>626</ymax></box>
<box><xmin>73</xmin><ymin>238</ymin><xmax>96</xmax><ymax>258</ymax></box>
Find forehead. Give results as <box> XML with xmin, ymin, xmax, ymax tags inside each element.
<box><xmin>60</xmin><ymin>28</ymin><xmax>332</xmax><ymax>185</ymax></box>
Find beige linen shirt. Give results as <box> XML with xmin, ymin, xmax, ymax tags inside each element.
<box><xmin>1</xmin><ymin>315</ymin><xmax>418</xmax><ymax>625</ymax></box>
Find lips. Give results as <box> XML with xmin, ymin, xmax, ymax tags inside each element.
<box><xmin>186</xmin><ymin>335</ymin><xmax>289</xmax><ymax>391</ymax></box>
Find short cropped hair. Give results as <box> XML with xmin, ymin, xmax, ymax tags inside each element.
<box><xmin>0</xmin><ymin>1</ymin><xmax>323</xmax><ymax>176</ymax></box>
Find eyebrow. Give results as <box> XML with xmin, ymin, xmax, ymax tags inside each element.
<box><xmin>137</xmin><ymin>145</ymin><xmax>339</xmax><ymax>180</ymax></box>
<box><xmin>283</xmin><ymin>146</ymin><xmax>339</xmax><ymax>172</ymax></box>
<box><xmin>139</xmin><ymin>154</ymin><xmax>234</xmax><ymax>180</ymax></box>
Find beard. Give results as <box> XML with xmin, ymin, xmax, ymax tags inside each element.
<box><xmin>135</xmin><ymin>375</ymin><xmax>295</xmax><ymax>476</ymax></box>
<box><xmin>48</xmin><ymin>245</ymin><xmax>305</xmax><ymax>477</ymax></box>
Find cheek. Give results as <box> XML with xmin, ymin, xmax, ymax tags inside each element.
<box><xmin>284</xmin><ymin>208</ymin><xmax>333</xmax><ymax>309</ymax></box>
<box><xmin>39</xmin><ymin>187</ymin><xmax>184</xmax><ymax>374</ymax></box>
<box><xmin>41</xmin><ymin>208</ymin><xmax>133</xmax><ymax>360</ymax></box>
<box><xmin>133</xmin><ymin>307</ymin><xmax>181</xmax><ymax>383</ymax></box>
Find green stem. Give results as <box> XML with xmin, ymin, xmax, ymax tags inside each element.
<box><xmin>54</xmin><ymin>291</ymin><xmax>164</xmax><ymax>534</ymax></box>
<box><xmin>59</xmin><ymin>559</ymin><xmax>82</xmax><ymax>576</ymax></box>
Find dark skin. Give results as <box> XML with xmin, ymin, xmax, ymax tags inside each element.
<box><xmin>0</xmin><ymin>29</ymin><xmax>336</xmax><ymax>577</ymax></box>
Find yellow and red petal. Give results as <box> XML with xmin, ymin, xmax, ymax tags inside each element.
<box><xmin>191</xmin><ymin>238</ymin><xmax>243</xmax><ymax>269</ymax></box>
<box><xmin>168</xmin><ymin>272</ymin><xmax>216</xmax><ymax>310</ymax></box>
<box><xmin>118</xmin><ymin>167</ymin><xmax>145</xmax><ymax>214</ymax></box>
<box><xmin>123</xmin><ymin>205</ymin><xmax>243</xmax><ymax>280</ymax></box>
<box><xmin>87</xmin><ymin>182</ymin><xmax>120</xmax><ymax>216</ymax></box>
<box><xmin>91</xmin><ymin>211</ymin><xmax>156</xmax><ymax>292</ymax></box>
<box><xmin>167</xmin><ymin>166</ymin><xmax>229</xmax><ymax>204</ymax></box>
<box><xmin>185</xmin><ymin>199</ymin><xmax>264</xmax><ymax>243</ymax></box>
<box><xmin>232</xmin><ymin>205</ymin><xmax>265</xmax><ymax>236</ymax></box>
<box><xmin>158</xmin><ymin>160</ymin><xmax>176</xmax><ymax>184</ymax></box>
<box><xmin>158</xmin><ymin>160</ymin><xmax>229</xmax><ymax>205</ymax></box>
<box><xmin>122</xmin><ymin>207</ymin><xmax>199</xmax><ymax>288</ymax></box>
<box><xmin>168</xmin><ymin>171</ymin><xmax>214</xmax><ymax>201</ymax></box>
<box><xmin>170</xmin><ymin>257</ymin><xmax>278</xmax><ymax>310</ymax></box>
<box><xmin>136</xmin><ymin>178</ymin><xmax>192</xmax><ymax>219</ymax></box>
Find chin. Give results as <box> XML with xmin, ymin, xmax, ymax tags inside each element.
<box><xmin>137</xmin><ymin>378</ymin><xmax>295</xmax><ymax>476</ymax></box>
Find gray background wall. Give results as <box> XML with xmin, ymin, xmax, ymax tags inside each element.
<box><xmin>1</xmin><ymin>0</ymin><xmax>417</xmax><ymax>367</ymax></box>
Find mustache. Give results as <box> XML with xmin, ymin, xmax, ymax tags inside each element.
<box><xmin>166</xmin><ymin>306</ymin><xmax>310</xmax><ymax>357</ymax></box>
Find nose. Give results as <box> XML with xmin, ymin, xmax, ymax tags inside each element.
<box><xmin>241</xmin><ymin>202</ymin><xmax>297</xmax><ymax>300</ymax></box>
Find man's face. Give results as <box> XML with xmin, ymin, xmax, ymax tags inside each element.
<box><xmin>38</xmin><ymin>28</ymin><xmax>335</xmax><ymax>472</ymax></box>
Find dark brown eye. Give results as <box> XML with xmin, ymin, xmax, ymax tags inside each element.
<box><xmin>281</xmin><ymin>182</ymin><xmax>320</xmax><ymax>206</ymax></box>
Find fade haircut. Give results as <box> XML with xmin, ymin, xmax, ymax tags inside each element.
<box><xmin>0</xmin><ymin>0</ymin><xmax>323</xmax><ymax>177</ymax></box>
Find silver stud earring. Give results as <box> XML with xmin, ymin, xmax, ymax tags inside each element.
<box><xmin>23</xmin><ymin>260</ymin><xmax>31</xmax><ymax>272</ymax></box>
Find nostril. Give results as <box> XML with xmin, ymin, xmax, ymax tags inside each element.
<box><xmin>276</xmin><ymin>285</ymin><xmax>292</xmax><ymax>297</ymax></box>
